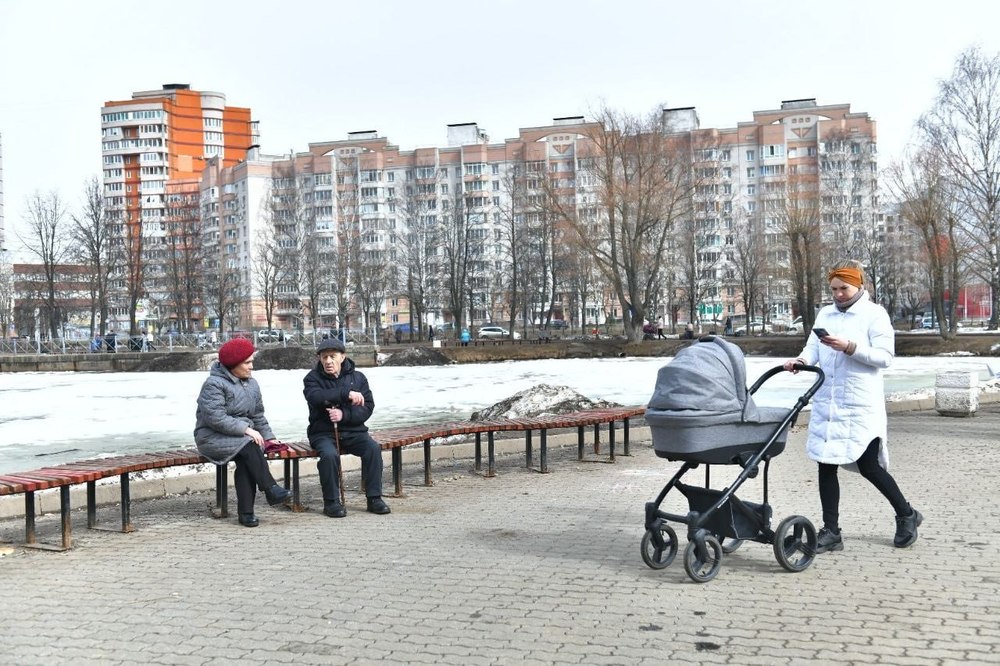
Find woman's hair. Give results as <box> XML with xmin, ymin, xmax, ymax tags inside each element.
<box><xmin>829</xmin><ymin>259</ymin><xmax>870</xmax><ymax>291</ymax></box>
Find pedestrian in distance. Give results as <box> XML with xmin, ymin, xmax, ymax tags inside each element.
<box><xmin>428</xmin><ymin>325</ymin><xmax>435</xmax><ymax>342</ymax></box>
<box><xmin>460</xmin><ymin>328</ymin><xmax>471</xmax><ymax>346</ymax></box>
<box><xmin>303</xmin><ymin>338</ymin><xmax>391</xmax><ymax>518</ymax></box>
<box><xmin>681</xmin><ymin>323</ymin><xmax>695</xmax><ymax>340</ymax></box>
<box><xmin>656</xmin><ymin>318</ymin><xmax>665</xmax><ymax>340</ymax></box>
<box><xmin>194</xmin><ymin>338</ymin><xmax>292</xmax><ymax>527</ymax></box>
<box><xmin>394</xmin><ymin>327</ymin><xmax>402</xmax><ymax>344</ymax></box>
<box><xmin>783</xmin><ymin>259</ymin><xmax>922</xmax><ymax>553</ymax></box>
<box><xmin>146</xmin><ymin>329</ymin><xmax>155</xmax><ymax>351</ymax></box>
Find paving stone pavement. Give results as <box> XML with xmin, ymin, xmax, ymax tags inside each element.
<box><xmin>1</xmin><ymin>405</ymin><xmax>998</xmax><ymax>665</ymax></box>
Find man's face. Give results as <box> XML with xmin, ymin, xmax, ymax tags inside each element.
<box><xmin>320</xmin><ymin>350</ymin><xmax>345</xmax><ymax>376</ymax></box>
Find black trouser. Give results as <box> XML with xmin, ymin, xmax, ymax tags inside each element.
<box><xmin>232</xmin><ymin>442</ymin><xmax>278</xmax><ymax>515</ymax></box>
<box><xmin>311</xmin><ymin>431</ymin><xmax>383</xmax><ymax>502</ymax></box>
<box><xmin>818</xmin><ymin>437</ymin><xmax>909</xmax><ymax>531</ymax></box>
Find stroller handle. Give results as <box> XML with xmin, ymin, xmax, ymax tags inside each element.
<box><xmin>749</xmin><ymin>363</ymin><xmax>825</xmax><ymax>404</ymax></box>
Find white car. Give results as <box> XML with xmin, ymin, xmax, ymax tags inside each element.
<box><xmin>478</xmin><ymin>326</ymin><xmax>521</xmax><ymax>340</ymax></box>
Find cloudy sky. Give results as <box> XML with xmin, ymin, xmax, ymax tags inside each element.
<box><xmin>2</xmin><ymin>0</ymin><xmax>999</xmax><ymax>257</ymax></box>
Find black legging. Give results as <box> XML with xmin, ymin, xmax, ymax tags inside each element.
<box><xmin>232</xmin><ymin>442</ymin><xmax>278</xmax><ymax>514</ymax></box>
<box><xmin>818</xmin><ymin>437</ymin><xmax>909</xmax><ymax>531</ymax></box>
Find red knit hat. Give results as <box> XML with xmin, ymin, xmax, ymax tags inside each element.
<box><xmin>218</xmin><ymin>338</ymin><xmax>255</xmax><ymax>368</ymax></box>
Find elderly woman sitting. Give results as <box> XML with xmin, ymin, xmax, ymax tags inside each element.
<box><xmin>194</xmin><ymin>338</ymin><xmax>291</xmax><ymax>527</ymax></box>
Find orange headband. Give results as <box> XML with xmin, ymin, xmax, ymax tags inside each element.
<box><xmin>828</xmin><ymin>267</ymin><xmax>863</xmax><ymax>288</ymax></box>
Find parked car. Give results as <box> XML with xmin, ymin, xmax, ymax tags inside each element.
<box><xmin>785</xmin><ymin>316</ymin><xmax>804</xmax><ymax>334</ymax></box>
<box><xmin>544</xmin><ymin>319</ymin><xmax>569</xmax><ymax>329</ymax></box>
<box><xmin>256</xmin><ymin>329</ymin><xmax>289</xmax><ymax>342</ymax></box>
<box><xmin>478</xmin><ymin>325</ymin><xmax>521</xmax><ymax>340</ymax></box>
<box><xmin>921</xmin><ymin>314</ymin><xmax>935</xmax><ymax>329</ymax></box>
<box><xmin>733</xmin><ymin>319</ymin><xmax>766</xmax><ymax>336</ymax></box>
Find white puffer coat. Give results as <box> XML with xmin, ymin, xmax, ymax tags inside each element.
<box><xmin>796</xmin><ymin>291</ymin><xmax>894</xmax><ymax>470</ymax></box>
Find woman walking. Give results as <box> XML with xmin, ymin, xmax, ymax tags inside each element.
<box><xmin>784</xmin><ymin>260</ymin><xmax>922</xmax><ymax>553</ymax></box>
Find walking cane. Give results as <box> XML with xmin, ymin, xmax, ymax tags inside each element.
<box><xmin>332</xmin><ymin>420</ymin><xmax>346</xmax><ymax>506</ymax></box>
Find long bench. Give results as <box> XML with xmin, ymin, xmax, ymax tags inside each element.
<box><xmin>0</xmin><ymin>406</ymin><xmax>645</xmax><ymax>551</ymax></box>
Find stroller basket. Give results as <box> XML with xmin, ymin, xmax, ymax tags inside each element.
<box><xmin>679</xmin><ymin>484</ymin><xmax>771</xmax><ymax>540</ymax></box>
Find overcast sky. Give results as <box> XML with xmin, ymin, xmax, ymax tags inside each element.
<box><xmin>2</xmin><ymin>0</ymin><xmax>999</xmax><ymax>259</ymax></box>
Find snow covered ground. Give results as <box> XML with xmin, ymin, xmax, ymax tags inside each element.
<box><xmin>1</xmin><ymin>355</ymin><xmax>994</xmax><ymax>474</ymax></box>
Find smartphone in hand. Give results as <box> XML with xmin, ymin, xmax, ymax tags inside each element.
<box><xmin>812</xmin><ymin>327</ymin><xmax>830</xmax><ymax>338</ymax></box>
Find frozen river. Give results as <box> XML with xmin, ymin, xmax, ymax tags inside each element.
<box><xmin>1</xmin><ymin>355</ymin><xmax>994</xmax><ymax>474</ymax></box>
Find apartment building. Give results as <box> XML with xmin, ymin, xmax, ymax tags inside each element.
<box><xmin>191</xmin><ymin>99</ymin><xmax>878</xmax><ymax>335</ymax></box>
<box><xmin>100</xmin><ymin>84</ymin><xmax>257</xmax><ymax>331</ymax></box>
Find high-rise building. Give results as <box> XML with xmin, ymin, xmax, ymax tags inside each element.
<box><xmin>192</xmin><ymin>99</ymin><xmax>879</xmax><ymax>336</ymax></box>
<box><xmin>100</xmin><ymin>84</ymin><xmax>258</xmax><ymax>331</ymax></box>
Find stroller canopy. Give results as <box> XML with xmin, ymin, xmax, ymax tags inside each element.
<box><xmin>647</xmin><ymin>335</ymin><xmax>761</xmax><ymax>427</ymax></box>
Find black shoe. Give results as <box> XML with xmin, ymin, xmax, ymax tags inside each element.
<box><xmin>323</xmin><ymin>501</ymin><xmax>347</xmax><ymax>518</ymax></box>
<box><xmin>894</xmin><ymin>507</ymin><xmax>923</xmax><ymax>548</ymax></box>
<box><xmin>265</xmin><ymin>485</ymin><xmax>292</xmax><ymax>506</ymax></box>
<box><xmin>366</xmin><ymin>496</ymin><xmax>391</xmax><ymax>515</ymax></box>
<box><xmin>238</xmin><ymin>513</ymin><xmax>259</xmax><ymax>527</ymax></box>
<box><xmin>815</xmin><ymin>527</ymin><xmax>843</xmax><ymax>553</ymax></box>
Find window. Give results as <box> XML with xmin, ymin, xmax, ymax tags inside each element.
<box><xmin>746</xmin><ymin>184</ymin><xmax>756</xmax><ymax>196</ymax></box>
<box><xmin>763</xmin><ymin>144</ymin><xmax>785</xmax><ymax>158</ymax></box>
<box><xmin>746</xmin><ymin>167</ymin><xmax>755</xmax><ymax>178</ymax></box>
<box><xmin>745</xmin><ymin>150</ymin><xmax>755</xmax><ymax>161</ymax></box>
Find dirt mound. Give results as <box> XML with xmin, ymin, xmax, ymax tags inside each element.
<box><xmin>380</xmin><ymin>347</ymin><xmax>454</xmax><ymax>366</ymax></box>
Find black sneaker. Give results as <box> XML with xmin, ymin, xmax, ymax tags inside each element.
<box><xmin>815</xmin><ymin>527</ymin><xmax>843</xmax><ymax>553</ymax></box>
<box><xmin>894</xmin><ymin>508</ymin><xmax>923</xmax><ymax>548</ymax></box>
<box><xmin>366</xmin><ymin>496</ymin><xmax>391</xmax><ymax>515</ymax></box>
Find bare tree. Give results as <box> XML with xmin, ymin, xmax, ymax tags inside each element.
<box><xmin>70</xmin><ymin>177</ymin><xmax>115</xmax><ymax>336</ymax></box>
<box><xmin>0</xmin><ymin>252</ymin><xmax>12</xmax><ymax>338</ymax></box>
<box><xmin>440</xmin><ymin>191</ymin><xmax>474</xmax><ymax>333</ymax></box>
<box><xmin>918</xmin><ymin>46</ymin><xmax>1000</xmax><ymax>328</ymax></box>
<box><xmin>163</xmin><ymin>180</ymin><xmax>203</xmax><ymax>332</ymax></box>
<box><xmin>18</xmin><ymin>191</ymin><xmax>72</xmax><ymax>339</ymax></box>
<box><xmin>885</xmin><ymin>149</ymin><xmax>966</xmax><ymax>338</ymax></box>
<box><xmin>543</xmin><ymin>107</ymin><xmax>697</xmax><ymax>341</ymax></box>
<box><xmin>252</xmin><ymin>219</ymin><xmax>283</xmax><ymax>331</ymax></box>
<box><xmin>205</xmin><ymin>260</ymin><xmax>246</xmax><ymax>339</ymax></box>
<box><xmin>776</xmin><ymin>175</ymin><xmax>824</xmax><ymax>331</ymax></box>
<box><xmin>394</xmin><ymin>173</ymin><xmax>436</xmax><ymax>339</ymax></box>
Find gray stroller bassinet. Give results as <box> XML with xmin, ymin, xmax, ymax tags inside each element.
<box><xmin>646</xmin><ymin>335</ymin><xmax>791</xmax><ymax>464</ymax></box>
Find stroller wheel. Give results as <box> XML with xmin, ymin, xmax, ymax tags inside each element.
<box><xmin>640</xmin><ymin>525</ymin><xmax>678</xmax><ymax>570</ymax></box>
<box><xmin>683</xmin><ymin>535</ymin><xmax>723</xmax><ymax>583</ymax></box>
<box><xmin>720</xmin><ymin>537</ymin><xmax>745</xmax><ymax>554</ymax></box>
<box><xmin>773</xmin><ymin>515</ymin><xmax>817</xmax><ymax>572</ymax></box>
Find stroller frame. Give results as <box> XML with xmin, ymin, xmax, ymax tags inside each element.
<box><xmin>642</xmin><ymin>362</ymin><xmax>825</xmax><ymax>582</ymax></box>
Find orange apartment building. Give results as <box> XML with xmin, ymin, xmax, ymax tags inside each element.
<box><xmin>100</xmin><ymin>84</ymin><xmax>257</xmax><ymax>332</ymax></box>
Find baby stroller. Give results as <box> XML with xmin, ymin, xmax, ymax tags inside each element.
<box><xmin>641</xmin><ymin>335</ymin><xmax>824</xmax><ymax>582</ymax></box>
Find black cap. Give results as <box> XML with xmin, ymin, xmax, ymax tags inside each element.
<box><xmin>317</xmin><ymin>338</ymin><xmax>346</xmax><ymax>354</ymax></box>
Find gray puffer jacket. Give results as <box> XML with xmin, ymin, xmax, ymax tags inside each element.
<box><xmin>194</xmin><ymin>361</ymin><xmax>275</xmax><ymax>464</ymax></box>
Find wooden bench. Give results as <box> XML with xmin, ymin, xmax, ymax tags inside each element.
<box><xmin>0</xmin><ymin>406</ymin><xmax>645</xmax><ymax>551</ymax></box>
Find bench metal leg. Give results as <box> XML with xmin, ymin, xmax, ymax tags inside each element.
<box><xmin>487</xmin><ymin>431</ymin><xmax>496</xmax><ymax>478</ymax></box>
<box><xmin>119</xmin><ymin>473</ymin><xmax>134</xmax><ymax>532</ymax></box>
<box><xmin>214</xmin><ymin>464</ymin><xmax>229</xmax><ymax>518</ymax></box>
<box><xmin>609</xmin><ymin>420</ymin><xmax>616</xmax><ymax>462</ymax></box>
<box><xmin>423</xmin><ymin>438</ymin><xmax>433</xmax><ymax>486</ymax></box>
<box><xmin>392</xmin><ymin>448</ymin><xmax>403</xmax><ymax>497</ymax></box>
<box><xmin>623</xmin><ymin>418</ymin><xmax>631</xmax><ymax>456</ymax></box>
<box><xmin>578</xmin><ymin>426</ymin><xmax>585</xmax><ymax>460</ymax></box>
<box><xmin>594</xmin><ymin>423</ymin><xmax>601</xmax><ymax>455</ymax></box>
<box><xmin>25</xmin><ymin>491</ymin><xmax>36</xmax><ymax>545</ymax></box>
<box><xmin>525</xmin><ymin>430</ymin><xmax>533</xmax><ymax>468</ymax></box>
<box><xmin>474</xmin><ymin>432</ymin><xmax>482</xmax><ymax>472</ymax></box>
<box><xmin>87</xmin><ymin>481</ymin><xmax>97</xmax><ymax>528</ymax></box>
<box><xmin>540</xmin><ymin>429</ymin><xmax>548</xmax><ymax>474</ymax></box>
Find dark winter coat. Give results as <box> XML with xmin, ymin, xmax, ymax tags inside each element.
<box><xmin>194</xmin><ymin>361</ymin><xmax>275</xmax><ymax>464</ymax></box>
<box><xmin>303</xmin><ymin>357</ymin><xmax>375</xmax><ymax>442</ymax></box>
